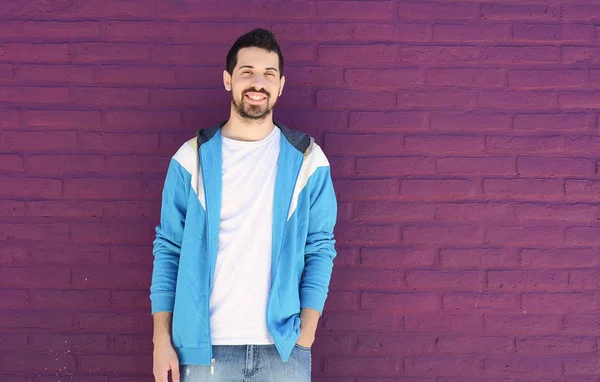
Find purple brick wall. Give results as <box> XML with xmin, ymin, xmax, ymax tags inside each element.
<box><xmin>1</xmin><ymin>0</ymin><xmax>600</xmax><ymax>380</ymax></box>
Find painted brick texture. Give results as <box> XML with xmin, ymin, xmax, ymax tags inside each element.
<box><xmin>1</xmin><ymin>0</ymin><xmax>600</xmax><ymax>380</ymax></box>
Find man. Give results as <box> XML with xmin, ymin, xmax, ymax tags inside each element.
<box><xmin>150</xmin><ymin>29</ymin><xmax>338</xmax><ymax>382</ymax></box>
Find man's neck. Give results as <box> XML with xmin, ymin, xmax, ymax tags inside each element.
<box><xmin>221</xmin><ymin>111</ymin><xmax>276</xmax><ymax>142</ymax></box>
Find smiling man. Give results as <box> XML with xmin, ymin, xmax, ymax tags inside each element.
<box><xmin>150</xmin><ymin>29</ymin><xmax>338</xmax><ymax>382</ymax></box>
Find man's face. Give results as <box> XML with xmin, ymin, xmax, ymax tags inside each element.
<box><xmin>224</xmin><ymin>47</ymin><xmax>285</xmax><ymax>121</ymax></box>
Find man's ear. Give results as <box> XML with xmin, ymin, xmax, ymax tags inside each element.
<box><xmin>279</xmin><ymin>75</ymin><xmax>285</xmax><ymax>96</ymax></box>
<box><xmin>223</xmin><ymin>70</ymin><xmax>232</xmax><ymax>92</ymax></box>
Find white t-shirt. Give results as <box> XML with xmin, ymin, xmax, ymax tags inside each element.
<box><xmin>209</xmin><ymin>126</ymin><xmax>281</xmax><ymax>345</ymax></box>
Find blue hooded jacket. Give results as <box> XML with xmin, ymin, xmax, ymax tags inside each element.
<box><xmin>150</xmin><ymin>122</ymin><xmax>337</xmax><ymax>365</ymax></box>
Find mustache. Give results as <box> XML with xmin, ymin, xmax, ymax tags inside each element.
<box><xmin>243</xmin><ymin>88</ymin><xmax>270</xmax><ymax>97</ymax></box>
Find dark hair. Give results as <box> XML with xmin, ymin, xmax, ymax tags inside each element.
<box><xmin>226</xmin><ymin>28</ymin><xmax>284</xmax><ymax>76</ymax></box>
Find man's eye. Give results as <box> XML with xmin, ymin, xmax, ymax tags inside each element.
<box><xmin>266</xmin><ymin>72</ymin><xmax>275</xmax><ymax>76</ymax></box>
<box><xmin>242</xmin><ymin>71</ymin><xmax>251</xmax><ymax>75</ymax></box>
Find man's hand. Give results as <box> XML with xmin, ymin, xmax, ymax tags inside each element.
<box><xmin>153</xmin><ymin>338</ymin><xmax>180</xmax><ymax>382</ymax></box>
<box><xmin>296</xmin><ymin>307</ymin><xmax>320</xmax><ymax>348</ymax></box>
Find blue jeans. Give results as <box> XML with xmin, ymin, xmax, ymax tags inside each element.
<box><xmin>180</xmin><ymin>344</ymin><xmax>311</xmax><ymax>381</ymax></box>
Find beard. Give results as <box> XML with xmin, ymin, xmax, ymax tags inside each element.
<box><xmin>232</xmin><ymin>88</ymin><xmax>277</xmax><ymax>121</ymax></box>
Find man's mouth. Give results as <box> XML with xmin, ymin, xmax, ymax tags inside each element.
<box><xmin>245</xmin><ymin>92</ymin><xmax>268</xmax><ymax>103</ymax></box>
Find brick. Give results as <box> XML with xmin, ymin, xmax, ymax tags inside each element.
<box><xmin>26</xmin><ymin>155</ymin><xmax>103</xmax><ymax>175</ymax></box>
<box><xmin>483</xmin><ymin>179</ymin><xmax>563</xmax><ymax>197</ymax></box>
<box><xmin>0</xmin><ymin>290</ymin><xmax>29</xmax><ymax>308</ymax></box>
<box><xmin>486</xmin><ymin>136</ymin><xmax>562</xmax><ymax>153</ymax></box>
<box><xmin>560</xmin><ymin>91</ymin><xmax>600</xmax><ymax>109</ymax></box>
<box><xmin>150</xmin><ymin>88</ymin><xmax>226</xmax><ymax>107</ymax></box>
<box><xmin>154</xmin><ymin>1</ymin><xmax>314</xmax><ymax>20</ymax></box>
<box><xmin>78</xmin><ymin>132</ymin><xmax>159</xmax><ymax>153</ymax></box>
<box><xmin>564</xmin><ymin>315</ymin><xmax>600</xmax><ymax>334</ymax></box>
<box><xmin>479</xmin><ymin>91</ymin><xmax>557</xmax><ymax>109</ymax></box>
<box><xmin>405</xmin><ymin>314</ymin><xmax>483</xmax><ymax>332</ymax></box>
<box><xmin>0</xmin><ymin>43</ymin><xmax>69</xmax><ymax>62</ymax></box>
<box><xmin>35</xmin><ymin>377</ymin><xmax>107</xmax><ymax>382</ymax></box>
<box><xmin>399</xmin><ymin>2</ymin><xmax>479</xmax><ymax>19</ymax></box>
<box><xmin>316</xmin><ymin>1</ymin><xmax>392</xmax><ymax>20</ymax></box>
<box><xmin>21</xmin><ymin>110</ymin><xmax>101</xmax><ymax>129</ymax></box>
<box><xmin>0</xmin><ymin>63</ymin><xmax>13</xmax><ymax>80</ymax></box>
<box><xmin>25</xmin><ymin>201</ymin><xmax>115</xmax><ymax>218</ymax></box>
<box><xmin>427</xmin><ymin>70</ymin><xmax>506</xmax><ymax>88</ymax></box>
<box><xmin>18</xmin><ymin>64</ymin><xmax>94</xmax><ymax>83</ymax></box>
<box><xmin>563</xmin><ymin>47</ymin><xmax>600</xmax><ymax>64</ymax></box>
<box><xmin>563</xmin><ymin>5</ymin><xmax>600</xmax><ymax>21</ymax></box>
<box><xmin>0</xmin><ymin>20</ymin><xmax>100</xmax><ymax>39</ymax></box>
<box><xmin>509</xmin><ymin>70</ymin><xmax>585</xmax><ymax>89</ymax></box>
<box><xmin>361</xmin><ymin>292</ymin><xmax>438</xmax><ymax>312</ymax></box>
<box><xmin>104</xmin><ymin>155</ymin><xmax>169</xmax><ymax>173</ymax></box>
<box><xmin>518</xmin><ymin>157</ymin><xmax>593</xmax><ymax>177</ymax></box>
<box><xmin>513</xmin><ymin>24</ymin><xmax>560</xmax><ymax>41</ymax></box>
<box><xmin>484</xmin><ymin>357</ymin><xmax>562</xmax><ymax>376</ymax></box>
<box><xmin>567</xmin><ymin>180</ymin><xmax>600</xmax><ymax>197</ymax></box>
<box><xmin>77</xmin><ymin>312</ymin><xmax>151</xmax><ymax>331</ymax></box>
<box><xmin>2</xmin><ymin>130</ymin><xmax>76</xmax><ymax>152</ymax></box>
<box><xmin>0</xmin><ymin>108</ymin><xmax>19</xmax><ymax>126</ymax></box>
<box><xmin>485</xmin><ymin>314</ymin><xmax>562</xmax><ymax>334</ymax></box>
<box><xmin>399</xmin><ymin>46</ymin><xmax>481</xmax><ymax>65</ymax></box>
<box><xmin>566</xmin><ymin>227</ymin><xmax>600</xmax><ymax>245</ymax></box>
<box><xmin>174</xmin><ymin>66</ymin><xmax>225</xmax><ymax>87</ymax></box>
<box><xmin>73</xmin><ymin>268</ymin><xmax>150</xmax><ymax>289</ymax></box>
<box><xmin>345</xmin><ymin>68</ymin><xmax>420</xmax><ymax>88</ymax></box>
<box><xmin>323</xmin><ymin>291</ymin><xmax>358</xmax><ymax>311</ymax></box>
<box><xmin>99</xmin><ymin>65</ymin><xmax>175</xmax><ymax>85</ymax></box>
<box><xmin>1</xmin><ymin>223</ymin><xmax>69</xmax><ymax>241</ymax></box>
<box><xmin>70</xmin><ymin>221</ymin><xmax>141</xmax><ymax>244</ymax></box>
<box><xmin>272</xmin><ymin>23</ymin><xmax>352</xmax><ymax>42</ymax></box>
<box><xmin>488</xmin><ymin>270</ymin><xmax>568</xmax><ymax>291</ymax></box>
<box><xmin>403</xmin><ymin>225</ymin><xmax>482</xmax><ymax>245</ymax></box>
<box><xmin>565</xmin><ymin>357</ymin><xmax>600</xmax><ymax>375</ymax></box>
<box><xmin>106</xmin><ymin>21</ymin><xmax>179</xmax><ymax>41</ymax></box>
<box><xmin>0</xmin><ymin>178</ymin><xmax>62</xmax><ymax>198</ymax></box>
<box><xmin>444</xmin><ymin>292</ymin><xmax>520</xmax><ymax>310</ymax></box>
<box><xmin>482</xmin><ymin>46</ymin><xmax>560</xmax><ymax>63</ymax></box>
<box><xmin>0</xmin><ymin>201</ymin><xmax>25</xmax><ymax>217</ymax></box>
<box><xmin>404</xmin><ymin>357</ymin><xmax>481</xmax><ymax>376</ymax></box>
<box><xmin>356</xmin><ymin>335</ymin><xmax>435</xmax><ymax>355</ymax></box>
<box><xmin>113</xmin><ymin>334</ymin><xmax>152</xmax><ymax>352</ymax></box>
<box><xmin>434</xmin><ymin>114</ymin><xmax>510</xmax><ymax>134</ymax></box>
<box><xmin>180</xmin><ymin>23</ymin><xmax>263</xmax><ymax>44</ymax></box>
<box><xmin>34</xmin><ymin>245</ymin><xmax>109</xmax><ymax>266</ymax></box>
<box><xmin>399</xmin><ymin>90</ymin><xmax>477</xmax><ymax>108</ymax></box>
<box><xmin>323</xmin><ymin>356</ymin><xmax>400</xmax><ymax>377</ymax></box>
<box><xmin>570</xmin><ymin>269</ymin><xmax>600</xmax><ymax>289</ymax></box>
<box><xmin>79</xmin><ymin>355</ymin><xmax>151</xmax><ymax>373</ymax></box>
<box><xmin>515</xmin><ymin>203</ymin><xmax>597</xmax><ymax>222</ymax></box>
<box><xmin>482</xmin><ymin>4</ymin><xmax>560</xmax><ymax>20</ymax></box>
<box><xmin>406</xmin><ymin>270</ymin><xmax>484</xmax><ymax>289</ymax></box>
<box><xmin>486</xmin><ymin>226</ymin><xmax>562</xmax><ymax>245</ymax></box>
<box><xmin>360</xmin><ymin>247</ymin><xmax>434</xmax><ymax>268</ymax></box>
<box><xmin>517</xmin><ymin>336</ymin><xmax>596</xmax><ymax>355</ymax></box>
<box><xmin>433</xmin><ymin>24</ymin><xmax>511</xmax><ymax>41</ymax></box>
<box><xmin>564</xmin><ymin>24</ymin><xmax>596</xmax><ymax>41</ymax></box>
<box><xmin>0</xmin><ymin>267</ymin><xmax>70</xmax><ymax>287</ymax></box>
<box><xmin>63</xmin><ymin>178</ymin><xmax>158</xmax><ymax>199</ymax></box>
<box><xmin>0</xmin><ymin>246</ymin><xmax>30</xmax><ymax>265</ymax></box>
<box><xmin>104</xmin><ymin>110</ymin><xmax>181</xmax><ymax>131</ymax></box>
<box><xmin>0</xmin><ymin>87</ymin><xmax>68</xmax><ymax>104</ymax></box>
<box><xmin>334</xmin><ymin>179</ymin><xmax>398</xmax><ymax>201</ymax></box>
<box><xmin>523</xmin><ymin>292</ymin><xmax>599</xmax><ymax>313</ymax></box>
<box><xmin>349</xmin><ymin>111</ymin><xmax>427</xmax><ymax>131</ymax></box>
<box><xmin>521</xmin><ymin>248</ymin><xmax>600</xmax><ymax>269</ymax></box>
<box><xmin>328</xmin><ymin>157</ymin><xmax>355</xmax><ymax>177</ymax></box>
<box><xmin>112</xmin><ymin>201</ymin><xmax>159</xmax><ymax>219</ymax></box>
<box><xmin>0</xmin><ymin>333</ymin><xmax>27</xmax><ymax>351</ymax></box>
<box><xmin>110</xmin><ymin>290</ymin><xmax>149</xmax><ymax>310</ymax></box>
<box><xmin>0</xmin><ymin>312</ymin><xmax>73</xmax><ymax>329</ymax></box>
<box><xmin>318</xmin><ymin>90</ymin><xmax>395</xmax><ymax>109</ymax></box>
<box><xmin>111</xmin><ymin>245</ymin><xmax>153</xmax><ymax>267</ymax></box>
<box><xmin>73</xmin><ymin>43</ymin><xmax>149</xmax><ymax>62</ymax></box>
<box><xmin>440</xmin><ymin>248</ymin><xmax>519</xmax><ymax>268</ymax></box>
<box><xmin>353</xmin><ymin>23</ymin><xmax>430</xmax><ymax>42</ymax></box>
<box><xmin>335</xmin><ymin>224</ymin><xmax>399</xmax><ymax>245</ymax></box>
<box><xmin>323</xmin><ymin>311</ymin><xmax>402</xmax><ymax>332</ymax></box>
<box><xmin>435</xmin><ymin>203</ymin><xmax>512</xmax><ymax>221</ymax></box>
<box><xmin>401</xmin><ymin>180</ymin><xmax>476</xmax><ymax>198</ymax></box>
<box><xmin>354</xmin><ymin>202</ymin><xmax>435</xmax><ymax>221</ymax></box>
<box><xmin>30</xmin><ymin>334</ymin><xmax>108</xmax><ymax>353</ymax></box>
<box><xmin>325</xmin><ymin>132</ymin><xmax>404</xmax><ymax>156</ymax></box>
<box><xmin>330</xmin><ymin>268</ymin><xmax>404</xmax><ymax>290</ymax></box>
<box><xmin>589</xmin><ymin>70</ymin><xmax>600</xmax><ymax>87</ymax></box>
<box><xmin>318</xmin><ymin>45</ymin><xmax>397</xmax><ymax>66</ymax></box>
<box><xmin>437</xmin><ymin>336</ymin><xmax>513</xmax><ymax>354</ymax></box>
<box><xmin>0</xmin><ymin>154</ymin><xmax>23</xmax><ymax>172</ymax></box>
<box><xmin>150</xmin><ymin>44</ymin><xmax>227</xmax><ymax>65</ymax></box>
<box><xmin>406</xmin><ymin>135</ymin><xmax>485</xmax><ymax>154</ymax></box>
<box><xmin>437</xmin><ymin>157</ymin><xmax>515</xmax><ymax>175</ymax></box>
<box><xmin>34</xmin><ymin>289</ymin><xmax>110</xmax><ymax>309</ymax></box>
<box><xmin>71</xmin><ymin>87</ymin><xmax>148</xmax><ymax>106</ymax></box>
<box><xmin>2</xmin><ymin>355</ymin><xmax>76</xmax><ymax>373</ymax></box>
<box><xmin>515</xmin><ymin>113</ymin><xmax>592</xmax><ymax>131</ymax></box>
<box><xmin>357</xmin><ymin>156</ymin><xmax>435</xmax><ymax>176</ymax></box>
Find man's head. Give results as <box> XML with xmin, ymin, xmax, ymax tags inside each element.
<box><xmin>224</xmin><ymin>29</ymin><xmax>285</xmax><ymax>122</ymax></box>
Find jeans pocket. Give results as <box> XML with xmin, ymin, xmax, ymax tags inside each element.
<box><xmin>294</xmin><ymin>343</ymin><xmax>311</xmax><ymax>351</ymax></box>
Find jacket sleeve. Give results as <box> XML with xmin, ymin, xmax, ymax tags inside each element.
<box><xmin>150</xmin><ymin>159</ymin><xmax>190</xmax><ymax>314</ymax></box>
<box><xmin>300</xmin><ymin>165</ymin><xmax>338</xmax><ymax>315</ymax></box>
